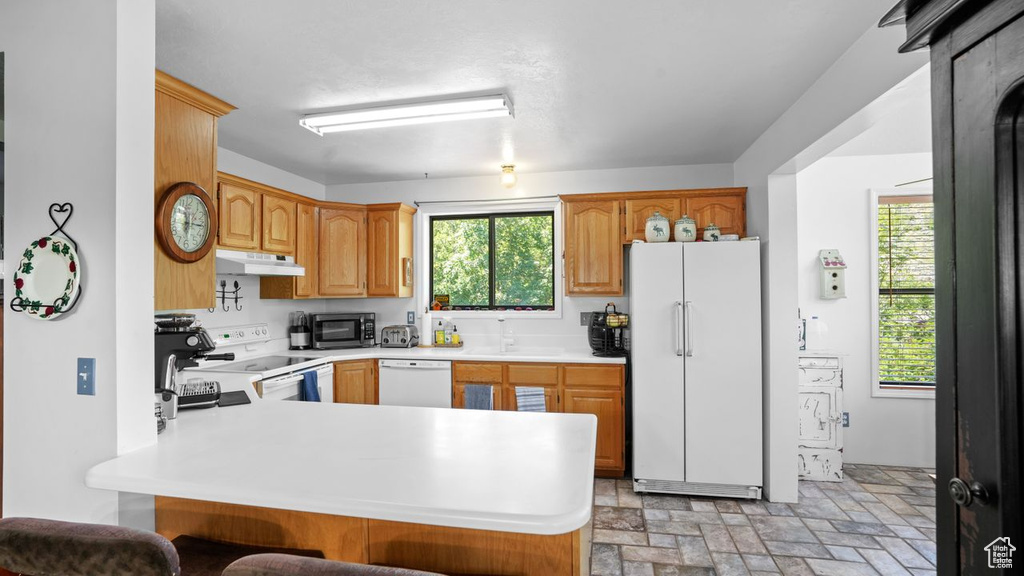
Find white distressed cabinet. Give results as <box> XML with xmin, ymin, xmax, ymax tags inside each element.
<box><xmin>797</xmin><ymin>354</ymin><xmax>844</xmax><ymax>481</ymax></box>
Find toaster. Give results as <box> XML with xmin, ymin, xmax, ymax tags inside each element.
<box><xmin>380</xmin><ymin>325</ymin><xmax>419</xmax><ymax>348</ymax></box>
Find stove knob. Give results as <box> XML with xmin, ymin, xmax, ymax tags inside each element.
<box><xmin>401</xmin><ymin>338</ymin><xmax>407</xmax><ymax>344</ymax></box>
<box><xmin>383</xmin><ymin>338</ymin><xmax>390</xmax><ymax>344</ymax></box>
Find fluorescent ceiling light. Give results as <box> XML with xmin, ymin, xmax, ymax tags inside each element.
<box><xmin>300</xmin><ymin>95</ymin><xmax>513</xmax><ymax>135</ymax></box>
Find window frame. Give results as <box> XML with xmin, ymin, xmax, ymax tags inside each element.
<box><xmin>429</xmin><ymin>211</ymin><xmax>556</xmax><ymax>311</ymax></box>
<box><xmin>415</xmin><ymin>200</ymin><xmax>563</xmax><ymax>319</ymax></box>
<box><xmin>870</xmin><ymin>188</ymin><xmax>936</xmax><ymax>399</ymax></box>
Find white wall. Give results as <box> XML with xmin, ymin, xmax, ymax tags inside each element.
<box><xmin>218</xmin><ymin>147</ymin><xmax>326</xmax><ymax>201</ymax></box>
<box><xmin>797</xmin><ymin>153</ymin><xmax>935</xmax><ymax>467</ymax></box>
<box><xmin>327</xmin><ymin>164</ymin><xmax>733</xmax><ymax>346</ymax></box>
<box><xmin>734</xmin><ymin>23</ymin><xmax>929</xmax><ymax>502</ymax></box>
<box><xmin>1</xmin><ymin>0</ymin><xmax>155</xmax><ymax>522</ymax></box>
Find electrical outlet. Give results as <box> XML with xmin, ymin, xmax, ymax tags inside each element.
<box><xmin>842</xmin><ymin>412</ymin><xmax>850</xmax><ymax>427</ymax></box>
<box><xmin>77</xmin><ymin>358</ymin><xmax>96</xmax><ymax>396</ymax></box>
<box><xmin>580</xmin><ymin>312</ymin><xmax>593</xmax><ymax>326</ymax></box>
<box><xmin>407</xmin><ymin>311</ymin><xmax>415</xmax><ymax>324</ymax></box>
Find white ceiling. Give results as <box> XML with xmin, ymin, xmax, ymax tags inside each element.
<box><xmin>156</xmin><ymin>0</ymin><xmax>896</xmax><ymax>185</ymax></box>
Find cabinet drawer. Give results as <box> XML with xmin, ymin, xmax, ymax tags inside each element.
<box><xmin>798</xmin><ymin>356</ymin><xmax>840</xmax><ymax>369</ymax></box>
<box><xmin>453</xmin><ymin>362</ymin><xmax>503</xmax><ymax>383</ymax></box>
<box><xmin>563</xmin><ymin>365</ymin><xmax>622</xmax><ymax>388</ymax></box>
<box><xmin>507</xmin><ymin>364</ymin><xmax>558</xmax><ymax>385</ymax></box>
<box><xmin>799</xmin><ymin>367</ymin><xmax>842</xmax><ymax>387</ymax></box>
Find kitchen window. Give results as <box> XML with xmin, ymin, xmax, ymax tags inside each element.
<box><xmin>430</xmin><ymin>211</ymin><xmax>555</xmax><ymax>311</ymax></box>
<box><xmin>872</xmin><ymin>192</ymin><xmax>935</xmax><ymax>396</ymax></box>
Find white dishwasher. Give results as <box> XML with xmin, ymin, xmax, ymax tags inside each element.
<box><xmin>378</xmin><ymin>359</ymin><xmax>452</xmax><ymax>408</ymax></box>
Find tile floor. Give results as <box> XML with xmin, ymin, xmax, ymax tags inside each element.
<box><xmin>590</xmin><ymin>464</ymin><xmax>937</xmax><ymax>576</ymax></box>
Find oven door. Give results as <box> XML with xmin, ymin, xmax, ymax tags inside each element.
<box><xmin>257</xmin><ymin>364</ymin><xmax>334</xmax><ymax>402</ymax></box>
<box><xmin>311</xmin><ymin>315</ymin><xmax>365</xmax><ymax>349</ymax></box>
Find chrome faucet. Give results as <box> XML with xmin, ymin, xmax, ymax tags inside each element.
<box><xmin>498</xmin><ymin>316</ymin><xmax>516</xmax><ymax>353</ymax></box>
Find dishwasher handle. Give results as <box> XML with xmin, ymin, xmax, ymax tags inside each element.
<box><xmin>379</xmin><ymin>359</ymin><xmax>451</xmax><ymax>370</ymax></box>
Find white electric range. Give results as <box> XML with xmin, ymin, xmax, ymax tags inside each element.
<box><xmin>184</xmin><ymin>323</ymin><xmax>335</xmax><ymax>403</ymax></box>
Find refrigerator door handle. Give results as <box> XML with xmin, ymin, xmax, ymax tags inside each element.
<box><xmin>674</xmin><ymin>301</ymin><xmax>684</xmax><ymax>356</ymax></box>
<box><xmin>685</xmin><ymin>301</ymin><xmax>694</xmax><ymax>357</ymax></box>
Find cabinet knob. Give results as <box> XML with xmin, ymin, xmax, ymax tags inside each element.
<box><xmin>948</xmin><ymin>477</ymin><xmax>991</xmax><ymax>507</ymax></box>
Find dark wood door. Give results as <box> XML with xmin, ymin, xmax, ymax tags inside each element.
<box><xmin>928</xmin><ymin>5</ymin><xmax>1024</xmax><ymax>571</ymax></box>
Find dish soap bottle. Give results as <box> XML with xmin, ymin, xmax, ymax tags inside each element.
<box><xmin>452</xmin><ymin>326</ymin><xmax>461</xmax><ymax>345</ymax></box>
<box><xmin>435</xmin><ymin>321</ymin><xmax>445</xmax><ymax>345</ymax></box>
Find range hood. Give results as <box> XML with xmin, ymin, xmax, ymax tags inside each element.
<box><xmin>215</xmin><ymin>249</ymin><xmax>305</xmax><ymax>277</ymax></box>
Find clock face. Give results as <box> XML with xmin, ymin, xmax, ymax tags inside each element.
<box><xmin>170</xmin><ymin>194</ymin><xmax>211</xmax><ymax>253</ymax></box>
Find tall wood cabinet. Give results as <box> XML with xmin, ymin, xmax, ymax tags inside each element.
<box><xmin>319</xmin><ymin>207</ymin><xmax>367</xmax><ymax>297</ymax></box>
<box><xmin>367</xmin><ymin>203</ymin><xmax>415</xmax><ymax>298</ymax></box>
<box><xmin>154</xmin><ymin>71</ymin><xmax>234</xmax><ymax>311</ymax></box>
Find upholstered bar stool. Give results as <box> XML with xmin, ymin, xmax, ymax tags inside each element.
<box><xmin>223</xmin><ymin>554</ymin><xmax>446</xmax><ymax>576</ymax></box>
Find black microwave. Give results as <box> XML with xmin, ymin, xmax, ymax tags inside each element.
<box><xmin>309</xmin><ymin>313</ymin><xmax>376</xmax><ymax>349</ymax></box>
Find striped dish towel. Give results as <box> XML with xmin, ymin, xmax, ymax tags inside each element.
<box><xmin>515</xmin><ymin>386</ymin><xmax>547</xmax><ymax>412</ymax></box>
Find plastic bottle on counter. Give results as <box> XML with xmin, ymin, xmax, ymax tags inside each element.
<box><xmin>452</xmin><ymin>326</ymin><xmax>461</xmax><ymax>345</ymax></box>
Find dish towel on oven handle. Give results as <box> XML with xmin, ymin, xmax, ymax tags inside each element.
<box><xmin>300</xmin><ymin>370</ymin><xmax>321</xmax><ymax>402</ymax></box>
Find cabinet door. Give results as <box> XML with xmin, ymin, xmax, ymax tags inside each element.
<box><xmin>505</xmin><ymin>364</ymin><xmax>559</xmax><ymax>412</ymax></box>
<box><xmin>564</xmin><ymin>200</ymin><xmax>623</xmax><ymax>295</ymax></box>
<box><xmin>333</xmin><ymin>360</ymin><xmax>377</xmax><ymax>405</ymax></box>
<box><xmin>218</xmin><ymin>182</ymin><xmax>261</xmax><ymax>250</ymax></box>
<box><xmin>319</xmin><ymin>208</ymin><xmax>366</xmax><ymax>297</ymax></box>
<box><xmin>262</xmin><ymin>194</ymin><xmax>297</xmax><ymax>255</ymax></box>
<box><xmin>685</xmin><ymin>194</ymin><xmax>745</xmax><ymax>237</ymax></box>
<box><xmin>452</xmin><ymin>362</ymin><xmax>503</xmax><ymax>410</ymax></box>
<box><xmin>563</xmin><ymin>387</ymin><xmax>624</xmax><ymax>474</ymax></box>
<box><xmin>623</xmin><ymin>198</ymin><xmax>681</xmax><ymax>243</ymax></box>
<box><xmin>294</xmin><ymin>203</ymin><xmax>318</xmax><ymax>298</ymax></box>
<box><xmin>452</xmin><ymin>382</ymin><xmax>503</xmax><ymax>410</ymax></box>
<box><xmin>367</xmin><ymin>209</ymin><xmax>398</xmax><ymax>297</ymax></box>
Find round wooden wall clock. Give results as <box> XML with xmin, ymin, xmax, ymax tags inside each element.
<box><xmin>156</xmin><ymin>182</ymin><xmax>218</xmax><ymax>263</ymax></box>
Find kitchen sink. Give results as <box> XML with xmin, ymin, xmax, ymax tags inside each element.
<box><xmin>466</xmin><ymin>346</ymin><xmax>565</xmax><ymax>357</ymax></box>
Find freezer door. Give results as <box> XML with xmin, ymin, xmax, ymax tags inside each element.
<box><xmin>682</xmin><ymin>242</ymin><xmax>763</xmax><ymax>486</ymax></box>
<box><xmin>630</xmin><ymin>243</ymin><xmax>686</xmax><ymax>483</ymax></box>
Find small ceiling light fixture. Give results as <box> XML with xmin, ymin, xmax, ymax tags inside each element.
<box><xmin>300</xmin><ymin>94</ymin><xmax>513</xmax><ymax>135</ymax></box>
<box><xmin>500</xmin><ymin>164</ymin><xmax>517</xmax><ymax>188</ymax></box>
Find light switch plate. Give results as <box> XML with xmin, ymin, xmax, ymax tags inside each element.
<box><xmin>407</xmin><ymin>311</ymin><xmax>416</xmax><ymax>324</ymax></box>
<box><xmin>842</xmin><ymin>412</ymin><xmax>850</xmax><ymax>427</ymax></box>
<box><xmin>77</xmin><ymin>358</ymin><xmax>96</xmax><ymax>396</ymax></box>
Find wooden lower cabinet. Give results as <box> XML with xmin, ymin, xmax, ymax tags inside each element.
<box><xmin>452</xmin><ymin>361</ymin><xmax>625</xmax><ymax>477</ymax></box>
<box><xmin>333</xmin><ymin>360</ymin><xmax>377</xmax><ymax>405</ymax></box>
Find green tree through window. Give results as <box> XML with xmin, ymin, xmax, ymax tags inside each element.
<box><xmin>431</xmin><ymin>212</ymin><xmax>554</xmax><ymax>310</ymax></box>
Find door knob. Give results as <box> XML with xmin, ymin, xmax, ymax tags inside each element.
<box><xmin>948</xmin><ymin>477</ymin><xmax>990</xmax><ymax>507</ymax></box>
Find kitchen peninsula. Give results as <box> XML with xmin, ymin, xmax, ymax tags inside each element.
<box><xmin>86</xmin><ymin>400</ymin><xmax>597</xmax><ymax>575</ymax></box>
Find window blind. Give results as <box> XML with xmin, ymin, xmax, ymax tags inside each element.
<box><xmin>878</xmin><ymin>196</ymin><xmax>936</xmax><ymax>387</ymax></box>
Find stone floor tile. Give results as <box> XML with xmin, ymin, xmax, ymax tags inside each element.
<box><xmin>830</xmin><ymin>520</ymin><xmax>896</xmax><ymax>537</ymax></box>
<box><xmin>644</xmin><ymin>494</ymin><xmax>695</xmax><ymax>511</ymax></box>
<box><xmin>763</xmin><ymin>541</ymin><xmax>832</xmax><ymax>559</ymax></box>
<box><xmin>874</xmin><ymin>537</ymin><xmax>932</xmax><ymax>569</ymax></box>
<box><xmin>647</xmin><ymin>520</ymin><xmax>703</xmax><ymax>536</ymax></box>
<box><xmin>645</xmin><ymin>509</ymin><xmax>671</xmax><ymax>521</ymax></box>
<box><xmin>774</xmin><ymin>557</ymin><xmax>816</xmax><ymax>576</ymax></box>
<box><xmin>677</xmin><ymin>535</ymin><xmax>715</xmax><ymax>567</ymax></box>
<box><xmin>595</xmin><ymin>529</ymin><xmax>650</xmax><ymax>546</ymax></box>
<box><xmin>752</xmin><ymin>572</ymin><xmax>780</xmax><ymax>576</ymax></box>
<box><xmin>888</xmin><ymin>526</ymin><xmax>926</xmax><ymax>540</ymax></box>
<box><xmin>815</xmin><ymin>532</ymin><xmax>883</xmax><ymax>549</ymax></box>
<box><xmin>897</xmin><ymin>495</ymin><xmax>933</xmax><ymax>507</ymax></box>
<box><xmin>849</xmin><ymin>492</ymin><xmax>880</xmax><ymax>503</ymax></box>
<box><xmin>799</xmin><ymin>484</ymin><xmax>828</xmax><ymax>499</ymax></box>
<box><xmin>596</xmin><ymin>479</ymin><xmax>618</xmax><ymax>496</ymax></box>
<box><xmin>902</xmin><ymin>516</ymin><xmax>935</xmax><ymax>529</ymax></box>
<box><xmin>728</xmin><ymin>525</ymin><xmax>769</xmax><ymax>554</ymax></box>
<box><xmin>618</xmin><ymin>479</ymin><xmax>635</xmax><ymax>490</ymax></box>
<box><xmin>823</xmin><ymin>490</ymin><xmax>869</xmax><ymax>512</ymax></box>
<box><xmin>802</xmin><ymin>518</ymin><xmax>836</xmax><ymax>533</ymax></box>
<box><xmin>653</xmin><ymin>566</ymin><xmax>716</xmax><ymax>576</ymax></box>
<box><xmin>650</xmin><ymin>532</ymin><xmax>680</xmax><ymax>548</ymax></box>
<box><xmin>741</xmin><ymin>502</ymin><xmax>771</xmax><ymax>516</ymax></box>
<box><xmin>765</xmin><ymin>503</ymin><xmax>797</xmax><ymax>516</ymax></box>
<box><xmin>690</xmin><ymin>500</ymin><xmax>718</xmax><ymax>513</ymax></box>
<box><xmin>845</xmin><ymin>511</ymin><xmax>880</xmax><ymax>524</ymax></box>
<box><xmin>669</xmin><ymin>510</ymin><xmax>725</xmax><ymax>524</ymax></box>
<box><xmin>917</xmin><ymin>528</ymin><xmax>936</xmax><ymax>542</ymax></box>
<box><xmin>905</xmin><ymin>539</ymin><xmax>936</xmax><ymax>566</ymax></box>
<box><xmin>716</xmin><ymin>500</ymin><xmax>743</xmax><ymax>513</ymax></box>
<box><xmin>592</xmin><ymin>543</ymin><xmax>624</xmax><ymax>576</ymax></box>
<box><xmin>860</xmin><ymin>502</ymin><xmax>908</xmax><ymax>526</ymax></box>
<box><xmin>619</xmin><ymin>489</ymin><xmax>644</xmax><ymax>509</ymax></box>
<box><xmin>872</xmin><ymin>494</ymin><xmax>918</xmax><ymax>516</ymax></box>
<box><xmin>861</xmin><ymin>484</ymin><xmax>913</xmax><ymax>495</ymax></box>
<box><xmin>595</xmin><ymin>506</ymin><xmax>647</xmax><ymax>531</ymax></box>
<box><xmin>804</xmin><ymin>558</ymin><xmax>881</xmax><ymax>575</ymax></box>
<box><xmin>624</xmin><ymin>561</ymin><xmax>656</xmax><ymax>576</ymax></box>
<box><xmin>622</xmin><ymin>545</ymin><xmax>683</xmax><ymax>565</ymax></box>
<box><xmin>908</xmin><ymin>486</ymin><xmax>936</xmax><ymax>498</ymax></box>
<box><xmin>702</xmin><ymin>524</ymin><xmax>739</xmax><ymax>553</ymax></box>
<box><xmin>750</xmin><ymin>516</ymin><xmax>819</xmax><ymax>543</ymax></box>
<box><xmin>907</xmin><ymin>570</ymin><xmax>936</xmax><ymax>576</ymax></box>
<box><xmin>825</xmin><ymin>545</ymin><xmax>865</xmax><ymax>563</ymax></box>
<box><xmin>914</xmin><ymin>506</ymin><xmax>936</xmax><ymax>522</ymax></box>
<box><xmin>743</xmin><ymin>554</ymin><xmax>779</xmax><ymax>572</ymax></box>
<box><xmin>597</xmin><ymin>494</ymin><xmax>620</xmax><ymax>506</ymax></box>
<box><xmin>712</xmin><ymin>552</ymin><xmax>751</xmax><ymax>576</ymax></box>
<box><xmin>845</xmin><ymin>468</ymin><xmax>900</xmax><ymax>486</ymax></box>
<box><xmin>858</xmin><ymin>548</ymin><xmax>911</xmax><ymax>575</ymax></box>
<box><xmin>792</xmin><ymin>498</ymin><xmax>852</xmax><ymax>521</ymax></box>
<box><xmin>723</xmin><ymin>513</ymin><xmax>752</xmax><ymax>526</ymax></box>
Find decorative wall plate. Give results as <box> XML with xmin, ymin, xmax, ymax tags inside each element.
<box><xmin>12</xmin><ymin>236</ymin><xmax>81</xmax><ymax>320</ymax></box>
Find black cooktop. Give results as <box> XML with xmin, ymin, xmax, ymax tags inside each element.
<box><xmin>201</xmin><ymin>355</ymin><xmax>320</xmax><ymax>374</ymax></box>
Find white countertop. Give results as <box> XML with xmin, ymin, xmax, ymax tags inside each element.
<box><xmin>85</xmin><ymin>400</ymin><xmax>597</xmax><ymax>535</ymax></box>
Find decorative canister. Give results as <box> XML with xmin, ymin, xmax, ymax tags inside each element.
<box><xmin>645</xmin><ymin>211</ymin><xmax>670</xmax><ymax>242</ymax></box>
<box><xmin>674</xmin><ymin>214</ymin><xmax>697</xmax><ymax>242</ymax></box>
<box><xmin>703</xmin><ymin>223</ymin><xmax>721</xmax><ymax>242</ymax></box>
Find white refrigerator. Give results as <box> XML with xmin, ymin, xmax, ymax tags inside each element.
<box><xmin>631</xmin><ymin>241</ymin><xmax>763</xmax><ymax>499</ymax></box>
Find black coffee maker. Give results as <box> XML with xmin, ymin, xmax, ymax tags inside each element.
<box><xmin>154</xmin><ymin>313</ymin><xmax>234</xmax><ymax>391</ymax></box>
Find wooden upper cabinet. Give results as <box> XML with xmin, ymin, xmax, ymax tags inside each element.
<box><xmin>154</xmin><ymin>70</ymin><xmax>234</xmax><ymax>311</ymax></box>
<box><xmin>334</xmin><ymin>360</ymin><xmax>377</xmax><ymax>405</ymax></box>
<box><xmin>564</xmin><ymin>200</ymin><xmax>623</xmax><ymax>296</ymax></box>
<box><xmin>686</xmin><ymin>194</ymin><xmax>745</xmax><ymax>237</ymax></box>
<box><xmin>367</xmin><ymin>204</ymin><xmax>416</xmax><ymax>298</ymax></box>
<box><xmin>218</xmin><ymin>182</ymin><xmax>261</xmax><ymax>251</ymax></box>
<box><xmin>294</xmin><ymin>203</ymin><xmax>319</xmax><ymax>298</ymax></box>
<box><xmin>623</xmin><ymin>198</ymin><xmax>681</xmax><ymax>243</ymax></box>
<box><xmin>319</xmin><ymin>207</ymin><xmax>367</xmax><ymax>297</ymax></box>
<box><xmin>262</xmin><ymin>195</ymin><xmax>297</xmax><ymax>255</ymax></box>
